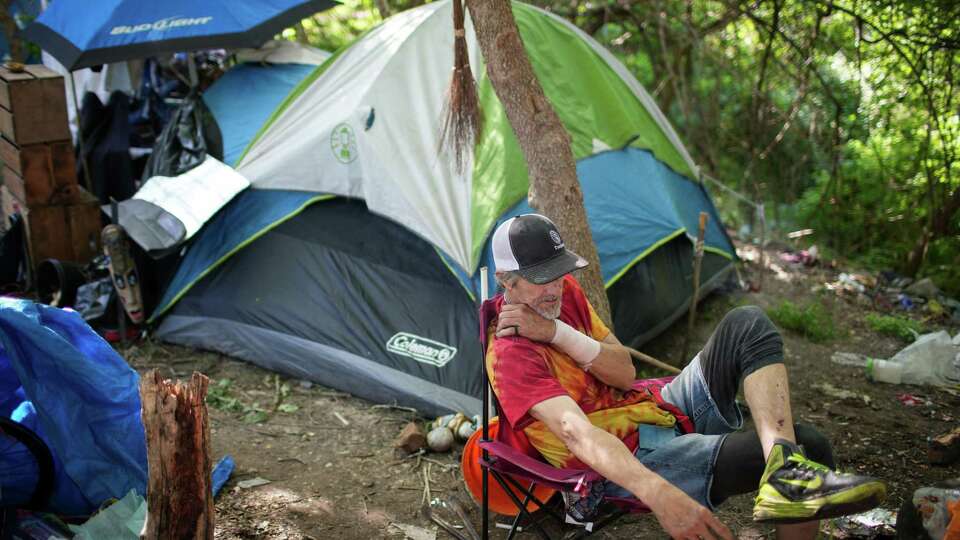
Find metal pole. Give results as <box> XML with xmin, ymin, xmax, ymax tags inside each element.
<box><xmin>479</xmin><ymin>266</ymin><xmax>489</xmax><ymax>540</ymax></box>
<box><xmin>680</xmin><ymin>212</ymin><xmax>708</xmax><ymax>365</ymax></box>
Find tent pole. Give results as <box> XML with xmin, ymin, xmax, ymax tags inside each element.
<box><xmin>70</xmin><ymin>71</ymin><xmax>94</xmax><ymax>194</ymax></box>
<box><xmin>480</xmin><ymin>266</ymin><xmax>489</xmax><ymax>540</ymax></box>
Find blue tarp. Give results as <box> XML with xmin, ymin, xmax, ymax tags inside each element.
<box><xmin>203</xmin><ymin>63</ymin><xmax>316</xmax><ymax>166</ymax></box>
<box><xmin>0</xmin><ymin>299</ymin><xmax>147</xmax><ymax>515</ymax></box>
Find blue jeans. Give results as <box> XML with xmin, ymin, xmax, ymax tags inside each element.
<box><xmin>604</xmin><ymin>353</ymin><xmax>744</xmax><ymax>510</ymax></box>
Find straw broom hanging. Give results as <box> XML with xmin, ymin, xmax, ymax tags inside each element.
<box><xmin>439</xmin><ymin>0</ymin><xmax>482</xmax><ymax>174</ymax></box>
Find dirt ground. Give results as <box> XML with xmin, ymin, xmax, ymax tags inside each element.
<box><xmin>120</xmin><ymin>245</ymin><xmax>960</xmax><ymax>539</ymax></box>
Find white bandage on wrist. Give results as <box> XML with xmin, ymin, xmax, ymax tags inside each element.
<box><xmin>551</xmin><ymin>319</ymin><xmax>601</xmax><ymax>370</ymax></box>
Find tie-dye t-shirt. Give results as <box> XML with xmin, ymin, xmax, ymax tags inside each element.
<box><xmin>486</xmin><ymin>275</ymin><xmax>677</xmax><ymax>469</ymax></box>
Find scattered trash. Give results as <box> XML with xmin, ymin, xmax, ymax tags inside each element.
<box><xmin>832</xmin><ymin>352</ymin><xmax>871</xmax><ymax>368</ymax></box>
<box><xmin>905</xmin><ymin>277</ymin><xmax>941</xmax><ymax>299</ymax></box>
<box><xmin>390</xmin><ymin>522</ymin><xmax>437</xmax><ymax>540</ymax></box>
<box><xmin>236</xmin><ymin>477</ymin><xmax>271</xmax><ymax>489</ymax></box>
<box><xmin>395</xmin><ymin>422</ymin><xmax>427</xmax><ymax>454</ymax></box>
<box><xmin>813</xmin><ymin>382</ymin><xmax>872</xmax><ymax>406</ymax></box>
<box><xmin>736</xmin><ymin>526</ymin><xmax>766</xmax><ymax>539</ymax></box>
<box><xmin>865</xmin><ymin>331</ymin><xmax>960</xmax><ymax>387</ymax></box>
<box><xmin>431</xmin><ymin>412</ymin><xmax>479</xmax><ymax>442</ymax></box>
<box><xmin>822</xmin><ymin>507</ymin><xmax>896</xmax><ymax>538</ymax></box>
<box><xmin>333</xmin><ymin>411</ymin><xmax>350</xmax><ymax>426</ymax></box>
<box><xmin>422</xmin><ymin>497</ymin><xmax>479</xmax><ymax>540</ymax></box>
<box><xmin>929</xmin><ymin>427</ymin><xmax>960</xmax><ymax>466</ymax></box>
<box><xmin>427</xmin><ymin>426</ymin><xmax>455</xmax><ymax>453</ymax></box>
<box><xmin>68</xmin><ymin>489</ymin><xmax>146</xmax><ymax>540</ymax></box>
<box><xmin>778</xmin><ymin>245</ymin><xmax>819</xmax><ymax>266</ymax></box>
<box><xmin>897</xmin><ymin>480</ymin><xmax>960</xmax><ymax>540</ymax></box>
<box><xmin>896</xmin><ymin>393</ymin><xmax>924</xmax><ymax>407</ymax></box>
<box><xmin>212</xmin><ymin>455</ymin><xmax>235</xmax><ymax>496</ymax></box>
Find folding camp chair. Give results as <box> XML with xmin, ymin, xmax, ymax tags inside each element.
<box><xmin>471</xmin><ymin>272</ymin><xmax>692</xmax><ymax>539</ymax></box>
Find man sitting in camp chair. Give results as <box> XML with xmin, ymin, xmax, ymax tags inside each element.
<box><xmin>486</xmin><ymin>214</ymin><xmax>886</xmax><ymax>540</ymax></box>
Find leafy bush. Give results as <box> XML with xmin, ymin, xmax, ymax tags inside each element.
<box><xmin>865</xmin><ymin>313</ymin><xmax>923</xmax><ymax>343</ymax></box>
<box><xmin>769</xmin><ymin>301</ymin><xmax>836</xmax><ymax>342</ymax></box>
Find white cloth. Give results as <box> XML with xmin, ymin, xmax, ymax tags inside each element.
<box><xmin>134</xmin><ymin>156</ymin><xmax>250</xmax><ymax>240</ymax></box>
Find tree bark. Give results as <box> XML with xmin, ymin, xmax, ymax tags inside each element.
<box><xmin>464</xmin><ymin>0</ymin><xmax>612</xmax><ymax>325</ymax></box>
<box><xmin>0</xmin><ymin>1</ymin><xmax>23</xmax><ymax>63</ymax></box>
<box><xmin>140</xmin><ymin>370</ymin><xmax>214</xmax><ymax>540</ymax></box>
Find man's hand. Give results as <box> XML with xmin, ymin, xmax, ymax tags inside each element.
<box><xmin>495</xmin><ymin>303</ymin><xmax>555</xmax><ymax>342</ymax></box>
<box><xmin>642</xmin><ymin>478</ymin><xmax>733</xmax><ymax>540</ymax></box>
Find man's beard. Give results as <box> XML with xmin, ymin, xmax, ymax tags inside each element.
<box><xmin>532</xmin><ymin>297</ymin><xmax>562</xmax><ymax>320</ymax></box>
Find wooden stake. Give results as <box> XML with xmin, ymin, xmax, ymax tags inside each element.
<box><xmin>140</xmin><ymin>370</ymin><xmax>214</xmax><ymax>540</ymax></box>
<box><xmin>625</xmin><ymin>346</ymin><xmax>681</xmax><ymax>375</ymax></box>
<box><xmin>680</xmin><ymin>212</ymin><xmax>709</xmax><ymax>365</ymax></box>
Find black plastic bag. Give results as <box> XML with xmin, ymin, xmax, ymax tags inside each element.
<box><xmin>141</xmin><ymin>92</ymin><xmax>223</xmax><ymax>180</ymax></box>
<box><xmin>0</xmin><ymin>215</ymin><xmax>28</xmax><ymax>288</ymax></box>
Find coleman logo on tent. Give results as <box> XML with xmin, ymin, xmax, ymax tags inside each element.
<box><xmin>110</xmin><ymin>16</ymin><xmax>213</xmax><ymax>35</ymax></box>
<box><xmin>386</xmin><ymin>333</ymin><xmax>457</xmax><ymax>367</ymax></box>
<box><xmin>331</xmin><ymin>123</ymin><xmax>358</xmax><ymax>164</ymax></box>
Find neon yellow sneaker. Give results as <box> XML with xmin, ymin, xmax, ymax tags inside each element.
<box><xmin>753</xmin><ymin>439</ymin><xmax>886</xmax><ymax>523</ymax></box>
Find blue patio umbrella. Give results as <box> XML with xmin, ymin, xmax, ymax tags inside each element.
<box><xmin>22</xmin><ymin>0</ymin><xmax>337</xmax><ymax>70</ymax></box>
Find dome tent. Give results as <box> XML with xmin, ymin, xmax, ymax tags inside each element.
<box><xmin>152</xmin><ymin>1</ymin><xmax>735</xmax><ymax>417</ymax></box>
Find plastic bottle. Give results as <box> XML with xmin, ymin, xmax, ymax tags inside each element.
<box><xmin>866</xmin><ymin>358</ymin><xmax>903</xmax><ymax>384</ymax></box>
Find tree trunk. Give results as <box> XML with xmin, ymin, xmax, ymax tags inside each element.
<box><xmin>464</xmin><ymin>0</ymin><xmax>612</xmax><ymax>325</ymax></box>
<box><xmin>0</xmin><ymin>1</ymin><xmax>24</xmax><ymax>63</ymax></box>
<box><xmin>140</xmin><ymin>370</ymin><xmax>214</xmax><ymax>540</ymax></box>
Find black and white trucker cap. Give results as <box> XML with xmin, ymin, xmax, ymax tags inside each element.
<box><xmin>491</xmin><ymin>214</ymin><xmax>588</xmax><ymax>284</ymax></box>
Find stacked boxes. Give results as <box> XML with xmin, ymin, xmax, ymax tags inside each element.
<box><xmin>0</xmin><ymin>64</ymin><xmax>101</xmax><ymax>268</ymax></box>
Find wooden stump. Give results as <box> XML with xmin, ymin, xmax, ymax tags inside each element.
<box><xmin>140</xmin><ymin>370</ymin><xmax>214</xmax><ymax>540</ymax></box>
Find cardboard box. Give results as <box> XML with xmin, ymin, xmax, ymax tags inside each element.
<box><xmin>0</xmin><ymin>64</ymin><xmax>70</xmax><ymax>145</ymax></box>
<box><xmin>0</xmin><ymin>184</ymin><xmax>101</xmax><ymax>267</ymax></box>
<box><xmin>0</xmin><ymin>135</ymin><xmax>78</xmax><ymax>205</ymax></box>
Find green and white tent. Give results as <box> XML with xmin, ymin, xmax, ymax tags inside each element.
<box><xmin>153</xmin><ymin>0</ymin><xmax>736</xmax><ymax>416</ymax></box>
<box><xmin>233</xmin><ymin>0</ymin><xmax>700</xmax><ymax>272</ymax></box>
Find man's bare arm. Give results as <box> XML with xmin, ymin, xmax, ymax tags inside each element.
<box><xmin>529</xmin><ymin>395</ymin><xmax>732</xmax><ymax>540</ymax></box>
<box><xmin>587</xmin><ymin>333</ymin><xmax>635</xmax><ymax>390</ymax></box>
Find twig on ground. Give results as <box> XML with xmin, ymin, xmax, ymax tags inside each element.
<box><xmin>422</xmin><ymin>457</ymin><xmax>457</xmax><ymax>471</ymax></box>
<box><xmin>316</xmin><ymin>391</ymin><xmax>351</xmax><ymax>398</ymax></box>
<box><xmin>371</xmin><ymin>403</ymin><xmax>419</xmax><ymax>414</ymax></box>
<box><xmin>421</xmin><ymin>463</ymin><xmax>432</xmax><ymax>506</ymax></box>
<box><xmin>333</xmin><ymin>411</ymin><xmax>350</xmax><ymax>426</ymax></box>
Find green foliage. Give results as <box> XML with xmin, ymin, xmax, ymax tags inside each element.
<box><xmin>527</xmin><ymin>0</ymin><xmax>959</xmax><ymax>280</ymax></box>
<box><xmin>769</xmin><ymin>301</ymin><xmax>836</xmax><ymax>342</ymax></box>
<box><xmin>865</xmin><ymin>313</ymin><xmax>924</xmax><ymax>343</ymax></box>
<box><xmin>206</xmin><ymin>378</ymin><xmax>272</xmax><ymax>423</ymax></box>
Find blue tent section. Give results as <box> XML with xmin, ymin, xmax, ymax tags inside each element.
<box><xmin>0</xmin><ymin>299</ymin><xmax>147</xmax><ymax>515</ymax></box>
<box><xmin>203</xmin><ymin>63</ymin><xmax>317</xmax><ymax>166</ymax></box>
